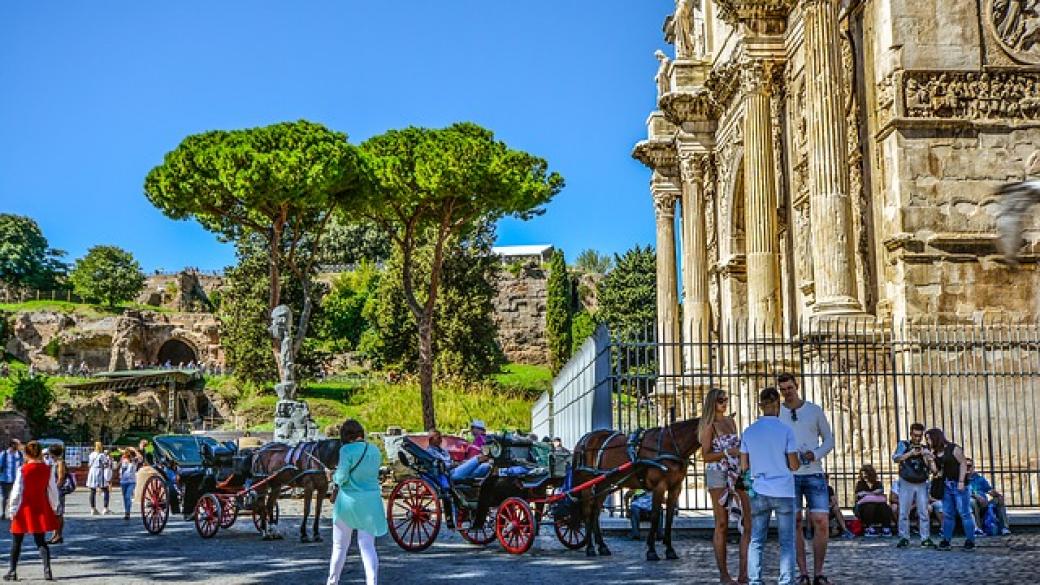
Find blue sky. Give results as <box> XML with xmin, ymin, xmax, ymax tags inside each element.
<box><xmin>0</xmin><ymin>1</ymin><xmax>669</xmax><ymax>272</ymax></box>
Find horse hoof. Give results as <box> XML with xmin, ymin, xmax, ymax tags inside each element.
<box><xmin>665</xmin><ymin>548</ymin><xmax>679</xmax><ymax>560</ymax></box>
<box><xmin>598</xmin><ymin>545</ymin><xmax>612</xmax><ymax>557</ymax></box>
<box><xmin>301</xmin><ymin>535</ymin><xmax>311</xmax><ymax>543</ymax></box>
<box><xmin>585</xmin><ymin>548</ymin><xmax>597</xmax><ymax>557</ymax></box>
<box><xmin>646</xmin><ymin>550</ymin><xmax>660</xmax><ymax>562</ymax></box>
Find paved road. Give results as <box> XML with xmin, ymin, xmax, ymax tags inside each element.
<box><xmin>5</xmin><ymin>491</ymin><xmax>1035</xmax><ymax>584</ymax></box>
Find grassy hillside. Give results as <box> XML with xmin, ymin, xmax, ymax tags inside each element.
<box><xmin>0</xmin><ymin>299</ymin><xmax>173</xmax><ymax>317</ymax></box>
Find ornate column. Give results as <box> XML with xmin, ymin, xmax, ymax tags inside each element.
<box><xmin>680</xmin><ymin>154</ymin><xmax>712</xmax><ymax>370</ymax></box>
<box><xmin>652</xmin><ymin>176</ymin><xmax>683</xmax><ymax>390</ymax></box>
<box><xmin>803</xmin><ymin>0</ymin><xmax>862</xmax><ymax>314</ymax></box>
<box><xmin>741</xmin><ymin>61</ymin><xmax>783</xmax><ymax>336</ymax></box>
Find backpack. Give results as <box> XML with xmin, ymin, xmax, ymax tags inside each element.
<box><xmin>897</xmin><ymin>441</ymin><xmax>930</xmax><ymax>484</ymax></box>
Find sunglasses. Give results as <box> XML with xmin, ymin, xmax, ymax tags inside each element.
<box><xmin>790</xmin><ymin>407</ymin><xmax>799</xmax><ymax>422</ymax></box>
<box><xmin>716</xmin><ymin>395</ymin><xmax>729</xmax><ymax>404</ymax></box>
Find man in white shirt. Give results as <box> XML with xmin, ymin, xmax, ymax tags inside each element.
<box><xmin>741</xmin><ymin>386</ymin><xmax>801</xmax><ymax>585</ymax></box>
<box><xmin>777</xmin><ymin>373</ymin><xmax>835</xmax><ymax>585</ymax></box>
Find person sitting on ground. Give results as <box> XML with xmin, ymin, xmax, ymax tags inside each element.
<box><xmin>965</xmin><ymin>458</ymin><xmax>1011</xmax><ymax>536</ymax></box>
<box><xmin>825</xmin><ymin>479</ymin><xmax>852</xmax><ymax>539</ymax></box>
<box><xmin>626</xmin><ymin>489</ymin><xmax>665</xmax><ymax>541</ymax></box>
<box><xmin>854</xmin><ymin>464</ymin><xmax>894</xmax><ymax>537</ymax></box>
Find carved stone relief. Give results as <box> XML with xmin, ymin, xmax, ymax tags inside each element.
<box><xmin>986</xmin><ymin>0</ymin><xmax>1040</xmax><ymax>65</ymax></box>
<box><xmin>902</xmin><ymin>71</ymin><xmax>1040</xmax><ymax>121</ymax></box>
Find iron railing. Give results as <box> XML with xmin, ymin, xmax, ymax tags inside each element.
<box><xmin>538</xmin><ymin>319</ymin><xmax>1040</xmax><ymax>511</ymax></box>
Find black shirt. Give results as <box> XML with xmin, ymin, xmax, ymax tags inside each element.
<box><xmin>938</xmin><ymin>442</ymin><xmax>962</xmax><ymax>481</ymax></box>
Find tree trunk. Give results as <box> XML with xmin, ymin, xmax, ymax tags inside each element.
<box><xmin>418</xmin><ymin>314</ymin><xmax>436</xmax><ymax>431</ymax></box>
<box><xmin>268</xmin><ymin>226</ymin><xmax>284</xmax><ymax>381</ymax></box>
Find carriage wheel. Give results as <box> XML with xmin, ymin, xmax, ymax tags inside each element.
<box><xmin>251</xmin><ymin>501</ymin><xmax>280</xmax><ymax>533</ymax></box>
<box><xmin>457</xmin><ymin>506</ymin><xmax>496</xmax><ymax>546</ymax></box>
<box><xmin>553</xmin><ymin>515</ymin><xmax>588</xmax><ymax>550</ymax></box>
<box><xmin>194</xmin><ymin>494</ymin><xmax>221</xmax><ymax>539</ymax></box>
<box><xmin>219</xmin><ymin>498</ymin><xmax>238</xmax><ymax>529</ymax></box>
<box><xmin>496</xmin><ymin>497</ymin><xmax>537</xmax><ymax>555</ymax></box>
<box><xmin>387</xmin><ymin>478</ymin><xmax>441</xmax><ymax>552</ymax></box>
<box><xmin>141</xmin><ymin>476</ymin><xmax>169</xmax><ymax>535</ymax></box>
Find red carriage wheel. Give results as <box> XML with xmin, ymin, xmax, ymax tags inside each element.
<box><xmin>553</xmin><ymin>515</ymin><xmax>588</xmax><ymax>550</ymax></box>
<box><xmin>387</xmin><ymin>478</ymin><xmax>441</xmax><ymax>552</ymax></box>
<box><xmin>194</xmin><ymin>494</ymin><xmax>221</xmax><ymax>539</ymax></box>
<box><xmin>457</xmin><ymin>507</ymin><xmax>496</xmax><ymax>546</ymax></box>
<box><xmin>219</xmin><ymin>497</ymin><xmax>238</xmax><ymax>529</ymax></box>
<box><xmin>496</xmin><ymin>497</ymin><xmax>537</xmax><ymax>555</ymax></box>
<box><xmin>251</xmin><ymin>501</ymin><xmax>280</xmax><ymax>533</ymax></box>
<box><xmin>140</xmin><ymin>476</ymin><xmax>169</xmax><ymax>535</ymax></box>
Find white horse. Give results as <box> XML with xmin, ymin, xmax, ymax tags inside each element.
<box><xmin>995</xmin><ymin>152</ymin><xmax>1040</xmax><ymax>264</ymax></box>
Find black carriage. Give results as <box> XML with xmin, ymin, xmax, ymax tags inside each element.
<box><xmin>139</xmin><ymin>435</ymin><xmax>279</xmax><ymax>538</ymax></box>
<box><xmin>386</xmin><ymin>434</ymin><xmax>586</xmax><ymax>554</ymax></box>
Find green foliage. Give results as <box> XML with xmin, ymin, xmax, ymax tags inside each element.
<box><xmin>359</xmin><ymin>224</ymin><xmax>505</xmax><ymax>380</ymax></box>
<box><xmin>144</xmin><ymin>120</ymin><xmax>371</xmax><ymax>371</ymax></box>
<box><xmin>312</xmin><ymin>261</ymin><xmax>381</xmax><ymax>353</ymax></box>
<box><xmin>42</xmin><ymin>338</ymin><xmax>60</xmax><ymax>359</ymax></box>
<box><xmin>492</xmin><ymin>363</ymin><xmax>552</xmax><ymax>398</ymax></box>
<box><xmin>355</xmin><ymin>123</ymin><xmax>562</xmax><ymax>429</ymax></box>
<box><xmin>573</xmin><ymin>248</ymin><xmax>613</xmax><ymax>275</ymax></box>
<box><xmin>219</xmin><ymin>241</ymin><xmax>278</xmax><ymax>384</ymax></box>
<box><xmin>570</xmin><ymin>310</ymin><xmax>598</xmax><ymax>354</ymax></box>
<box><xmin>317</xmin><ymin>215</ymin><xmax>390</xmax><ymax>267</ymax></box>
<box><xmin>546</xmin><ymin>250</ymin><xmax>572</xmax><ymax>374</ymax></box>
<box><xmin>598</xmin><ymin>244</ymin><xmax>657</xmax><ymax>333</ymax></box>
<box><xmin>68</xmin><ymin>245</ymin><xmax>145</xmax><ymax>307</ymax></box>
<box><xmin>12</xmin><ymin>371</ymin><xmax>54</xmax><ymax>433</ymax></box>
<box><xmin>237</xmin><ymin>378</ymin><xmax>533</xmax><ymax>435</ymax></box>
<box><xmin>0</xmin><ymin>213</ymin><xmax>67</xmax><ymax>290</ymax></box>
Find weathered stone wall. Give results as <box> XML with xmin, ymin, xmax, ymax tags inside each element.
<box><xmin>6</xmin><ymin>310</ymin><xmax>223</xmax><ymax>373</ymax></box>
<box><xmin>493</xmin><ymin>268</ymin><xmax>548</xmax><ymax>366</ymax></box>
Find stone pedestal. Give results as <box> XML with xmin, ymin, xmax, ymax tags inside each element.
<box><xmin>273</xmin><ymin>397</ymin><xmax>322</xmax><ymax>445</ymax></box>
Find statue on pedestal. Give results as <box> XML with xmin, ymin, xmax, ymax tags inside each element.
<box><xmin>655</xmin><ymin>50</ymin><xmax>672</xmax><ymax>99</ymax></box>
<box><xmin>269</xmin><ymin>304</ymin><xmax>321</xmax><ymax>444</ymax></box>
<box><xmin>674</xmin><ymin>0</ymin><xmax>696</xmax><ymax>59</ymax></box>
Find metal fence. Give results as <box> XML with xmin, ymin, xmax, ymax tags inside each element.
<box><xmin>538</xmin><ymin>318</ymin><xmax>1040</xmax><ymax>511</ymax></box>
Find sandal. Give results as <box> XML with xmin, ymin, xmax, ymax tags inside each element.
<box><xmin>797</xmin><ymin>576</ymin><xmax>812</xmax><ymax>585</ymax></box>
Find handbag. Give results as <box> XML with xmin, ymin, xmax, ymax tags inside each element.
<box><xmin>330</xmin><ymin>443</ymin><xmax>368</xmax><ymax>504</ymax></box>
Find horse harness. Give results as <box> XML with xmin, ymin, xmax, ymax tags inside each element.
<box><xmin>577</xmin><ymin>426</ymin><xmax>687</xmax><ymax>482</ymax></box>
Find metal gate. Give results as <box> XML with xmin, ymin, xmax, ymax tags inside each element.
<box><xmin>541</xmin><ymin>319</ymin><xmax>1040</xmax><ymax>511</ymax></box>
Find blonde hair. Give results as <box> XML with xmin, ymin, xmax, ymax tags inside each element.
<box><xmin>94</xmin><ymin>441</ymin><xmax>104</xmax><ymax>453</ymax></box>
<box><xmin>697</xmin><ymin>387</ymin><xmax>727</xmax><ymax>438</ymax></box>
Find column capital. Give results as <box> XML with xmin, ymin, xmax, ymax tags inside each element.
<box><xmin>652</xmin><ymin>188</ymin><xmax>679</xmax><ymax>219</ymax></box>
<box><xmin>739</xmin><ymin>58</ymin><xmax>783</xmax><ymax>98</ymax></box>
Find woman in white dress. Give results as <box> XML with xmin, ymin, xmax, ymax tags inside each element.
<box><xmin>85</xmin><ymin>442</ymin><xmax>112</xmax><ymax>515</ymax></box>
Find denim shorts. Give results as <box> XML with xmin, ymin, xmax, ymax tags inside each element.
<box><xmin>794</xmin><ymin>473</ymin><xmax>830</xmax><ymax>514</ymax></box>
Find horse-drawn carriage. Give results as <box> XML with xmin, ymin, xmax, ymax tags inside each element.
<box><xmin>386</xmin><ymin>433</ymin><xmax>586</xmax><ymax>554</ymax></box>
<box><xmin>139</xmin><ymin>435</ymin><xmax>284</xmax><ymax>538</ymax></box>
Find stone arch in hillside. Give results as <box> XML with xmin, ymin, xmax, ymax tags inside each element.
<box><xmin>155</xmin><ymin>338</ymin><xmax>198</xmax><ymax>366</ymax></box>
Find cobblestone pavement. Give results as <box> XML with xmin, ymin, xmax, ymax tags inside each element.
<box><xmin>5</xmin><ymin>491</ymin><xmax>1035</xmax><ymax>584</ymax></box>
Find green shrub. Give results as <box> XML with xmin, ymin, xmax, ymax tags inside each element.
<box><xmin>12</xmin><ymin>371</ymin><xmax>54</xmax><ymax>433</ymax></box>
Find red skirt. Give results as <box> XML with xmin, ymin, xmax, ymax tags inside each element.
<box><xmin>10</xmin><ymin>503</ymin><xmax>58</xmax><ymax>535</ymax></box>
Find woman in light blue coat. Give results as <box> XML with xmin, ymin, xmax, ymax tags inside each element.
<box><xmin>327</xmin><ymin>419</ymin><xmax>387</xmax><ymax>585</ymax></box>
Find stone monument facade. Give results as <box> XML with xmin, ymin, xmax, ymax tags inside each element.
<box><xmin>635</xmin><ymin>0</ymin><xmax>1040</xmax><ymax>361</ymax></box>
<box><xmin>269</xmin><ymin>305</ymin><xmax>321</xmax><ymax>444</ymax></box>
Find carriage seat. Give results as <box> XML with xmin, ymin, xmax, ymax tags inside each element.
<box><xmin>201</xmin><ymin>442</ymin><xmax>235</xmax><ymax>468</ymax></box>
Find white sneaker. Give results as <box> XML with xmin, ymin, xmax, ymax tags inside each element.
<box><xmin>1002</xmin><ymin>527</ymin><xmax>1012</xmax><ymax>536</ymax></box>
<box><xmin>102</xmin><ymin>508</ymin><xmax>112</xmax><ymax>515</ymax></box>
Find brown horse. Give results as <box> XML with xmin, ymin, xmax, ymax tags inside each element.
<box><xmin>571</xmin><ymin>417</ymin><xmax>700</xmax><ymax>561</ymax></box>
<box><xmin>251</xmin><ymin>439</ymin><xmax>341</xmax><ymax>542</ymax></box>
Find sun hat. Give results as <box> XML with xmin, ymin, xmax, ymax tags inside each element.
<box><xmin>470</xmin><ymin>419</ymin><xmax>486</xmax><ymax>431</ymax></box>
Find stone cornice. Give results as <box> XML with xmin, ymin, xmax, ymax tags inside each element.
<box><xmin>704</xmin><ymin>60</ymin><xmax>743</xmax><ymax>116</ymax></box>
<box><xmin>633</xmin><ymin>138</ymin><xmax>679</xmax><ymax>176</ymax></box>
<box><xmin>714</xmin><ymin>0</ymin><xmax>794</xmax><ymax>29</ymax></box>
<box><xmin>660</xmin><ymin>89</ymin><xmax>721</xmax><ymax>125</ymax></box>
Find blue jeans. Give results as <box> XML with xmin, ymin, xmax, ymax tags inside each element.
<box><xmin>941</xmin><ymin>480</ymin><xmax>976</xmax><ymax>543</ymax></box>
<box><xmin>450</xmin><ymin>457</ymin><xmax>490</xmax><ymax>482</ymax></box>
<box><xmin>121</xmin><ymin>482</ymin><xmax>135</xmax><ymax>515</ymax></box>
<box><xmin>793</xmin><ymin>474</ymin><xmax>830</xmax><ymax>514</ymax></box>
<box><xmin>749</xmin><ymin>494</ymin><xmax>796</xmax><ymax>585</ymax></box>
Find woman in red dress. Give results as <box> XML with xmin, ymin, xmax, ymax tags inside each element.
<box><xmin>6</xmin><ymin>440</ymin><xmax>57</xmax><ymax>581</ymax></box>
